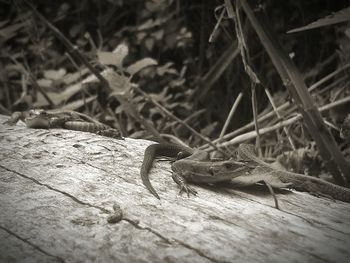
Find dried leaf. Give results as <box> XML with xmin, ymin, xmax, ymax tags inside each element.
<box><xmin>104</xmin><ymin>71</ymin><xmax>131</xmax><ymax>94</ymax></box>
<box><xmin>157</xmin><ymin>62</ymin><xmax>178</xmax><ymax>76</ymax></box>
<box><xmin>44</xmin><ymin>68</ymin><xmax>66</xmax><ymax>80</ymax></box>
<box><xmin>82</xmin><ymin>68</ymin><xmax>114</xmax><ymax>84</ymax></box>
<box><xmin>112</xmin><ymin>43</ymin><xmax>129</xmax><ymax>66</ymax></box>
<box><xmin>224</xmin><ymin>0</ymin><xmax>235</xmax><ymax>18</ymax></box>
<box><xmin>98</xmin><ymin>51</ymin><xmax>122</xmax><ymax>68</ymax></box>
<box><xmin>126</xmin><ymin>58</ymin><xmax>158</xmax><ymax>76</ymax></box>
<box><xmin>59</xmin><ymin>96</ymin><xmax>97</xmax><ymax>111</ymax></box>
<box><xmin>288</xmin><ymin>7</ymin><xmax>350</xmax><ymax>33</ymax></box>
<box><xmin>34</xmin><ymin>83</ymin><xmax>83</xmax><ymax>108</ymax></box>
<box><xmin>144</xmin><ymin>38</ymin><xmax>155</xmax><ymax>51</ymax></box>
<box><xmin>97</xmin><ymin>43</ymin><xmax>129</xmax><ymax>68</ymax></box>
<box><xmin>62</xmin><ymin>68</ymin><xmax>90</xmax><ymax>85</ymax></box>
<box><xmin>138</xmin><ymin>18</ymin><xmax>163</xmax><ymax>30</ymax></box>
<box><xmin>37</xmin><ymin>78</ymin><xmax>53</xmax><ymax>88</ymax></box>
<box><xmin>0</xmin><ymin>21</ymin><xmax>27</xmax><ymax>40</ymax></box>
<box><xmin>201</xmin><ymin>122</ymin><xmax>218</xmax><ymax>137</ymax></box>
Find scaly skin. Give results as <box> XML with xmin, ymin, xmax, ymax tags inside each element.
<box><xmin>238</xmin><ymin>144</ymin><xmax>350</xmax><ymax>203</ymax></box>
<box><xmin>140</xmin><ymin>143</ymin><xmax>194</xmax><ymax>199</ymax></box>
<box><xmin>140</xmin><ymin>143</ymin><xmax>251</xmax><ymax>199</ymax></box>
<box><xmin>171</xmin><ymin>159</ymin><xmax>247</xmax><ymax>183</ymax></box>
<box><xmin>5</xmin><ymin>109</ymin><xmax>122</xmax><ymax>139</ymax></box>
<box><xmin>63</xmin><ymin>121</ymin><xmax>110</xmax><ymax>132</ymax></box>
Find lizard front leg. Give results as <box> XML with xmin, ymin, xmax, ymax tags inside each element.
<box><xmin>5</xmin><ymin>110</ymin><xmax>71</xmax><ymax>129</ymax></box>
<box><xmin>24</xmin><ymin>110</ymin><xmax>71</xmax><ymax>129</ymax></box>
<box><xmin>171</xmin><ymin>172</ymin><xmax>198</xmax><ymax>197</ymax></box>
<box><xmin>4</xmin><ymin>111</ymin><xmax>30</xmax><ymax>125</ymax></box>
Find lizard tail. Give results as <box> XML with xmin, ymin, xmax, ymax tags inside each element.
<box><xmin>140</xmin><ymin>144</ymin><xmax>161</xmax><ymax>199</ymax></box>
<box><xmin>140</xmin><ymin>143</ymin><xmax>194</xmax><ymax>199</ymax></box>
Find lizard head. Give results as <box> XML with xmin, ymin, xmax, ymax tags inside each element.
<box><xmin>24</xmin><ymin>109</ymin><xmax>50</xmax><ymax>128</ymax></box>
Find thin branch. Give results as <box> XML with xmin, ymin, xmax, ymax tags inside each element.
<box><xmin>208</xmin><ymin>60</ymin><xmax>350</xmax><ymax>148</ymax></box>
<box><xmin>134</xmin><ymin>86</ymin><xmax>228</xmax><ymax>156</ymax></box>
<box><xmin>205</xmin><ymin>95</ymin><xmax>350</xmax><ymax>150</ymax></box>
<box><xmin>308</xmin><ymin>63</ymin><xmax>350</xmax><ymax>92</ymax></box>
<box><xmin>219</xmin><ymin>92</ymin><xmax>243</xmax><ymax>139</ymax></box>
<box><xmin>264</xmin><ymin>88</ymin><xmax>295</xmax><ymax>150</ymax></box>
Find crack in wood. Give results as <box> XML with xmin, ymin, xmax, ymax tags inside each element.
<box><xmin>1</xmin><ymin>165</ymin><xmax>223</xmax><ymax>260</ymax></box>
<box><xmin>123</xmin><ymin>218</ymin><xmax>221</xmax><ymax>261</ymax></box>
<box><xmin>0</xmin><ymin>165</ymin><xmax>110</xmax><ymax>214</ymax></box>
<box><xmin>0</xmin><ymin>224</ymin><xmax>65</xmax><ymax>263</ymax></box>
<box><xmin>0</xmin><ymin>165</ymin><xmax>195</xmax><ymax>250</ymax></box>
<box><xmin>66</xmin><ymin>156</ymin><xmax>135</xmax><ymax>185</ymax></box>
<box><xmin>176</xmin><ymin>239</ymin><xmax>225</xmax><ymax>263</ymax></box>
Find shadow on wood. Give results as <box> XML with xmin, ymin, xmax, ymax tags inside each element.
<box><xmin>0</xmin><ymin>114</ymin><xmax>349</xmax><ymax>262</ymax></box>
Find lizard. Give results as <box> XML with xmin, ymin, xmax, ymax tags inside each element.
<box><xmin>140</xmin><ymin>143</ymin><xmax>251</xmax><ymax>199</ymax></box>
<box><xmin>236</xmin><ymin>143</ymin><xmax>350</xmax><ymax>203</ymax></box>
<box><xmin>4</xmin><ymin>109</ymin><xmax>122</xmax><ymax>139</ymax></box>
<box><xmin>141</xmin><ymin>143</ymin><xmax>350</xmax><ymax>203</ymax></box>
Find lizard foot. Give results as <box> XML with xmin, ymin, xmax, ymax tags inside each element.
<box><xmin>4</xmin><ymin>111</ymin><xmax>26</xmax><ymax>126</ymax></box>
<box><xmin>178</xmin><ymin>184</ymin><xmax>198</xmax><ymax>197</ymax></box>
<box><xmin>172</xmin><ymin>173</ymin><xmax>197</xmax><ymax>197</ymax></box>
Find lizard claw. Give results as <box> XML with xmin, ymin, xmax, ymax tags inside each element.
<box><xmin>172</xmin><ymin>172</ymin><xmax>197</xmax><ymax>197</ymax></box>
<box><xmin>178</xmin><ymin>184</ymin><xmax>197</xmax><ymax>197</ymax></box>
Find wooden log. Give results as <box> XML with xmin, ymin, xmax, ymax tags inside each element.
<box><xmin>0</xmin><ymin>114</ymin><xmax>349</xmax><ymax>262</ymax></box>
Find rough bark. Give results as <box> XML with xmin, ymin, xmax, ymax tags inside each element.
<box><xmin>0</xmin><ymin>114</ymin><xmax>349</xmax><ymax>263</ymax></box>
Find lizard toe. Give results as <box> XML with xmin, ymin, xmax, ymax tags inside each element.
<box><xmin>178</xmin><ymin>184</ymin><xmax>197</xmax><ymax>197</ymax></box>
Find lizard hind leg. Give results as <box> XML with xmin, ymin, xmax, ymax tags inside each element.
<box><xmin>172</xmin><ymin>173</ymin><xmax>198</xmax><ymax>197</ymax></box>
<box><xmin>262</xmin><ymin>181</ymin><xmax>280</xmax><ymax>210</ymax></box>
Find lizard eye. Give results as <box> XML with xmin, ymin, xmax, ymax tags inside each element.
<box><xmin>29</xmin><ymin>109</ymin><xmax>42</xmax><ymax>117</ymax></box>
<box><xmin>28</xmin><ymin>110</ymin><xmax>37</xmax><ymax>117</ymax></box>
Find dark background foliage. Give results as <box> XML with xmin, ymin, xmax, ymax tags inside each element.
<box><xmin>1</xmin><ymin>0</ymin><xmax>349</xmax><ymax>152</ymax></box>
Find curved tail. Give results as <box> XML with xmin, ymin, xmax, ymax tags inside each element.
<box><xmin>140</xmin><ymin>143</ymin><xmax>193</xmax><ymax>199</ymax></box>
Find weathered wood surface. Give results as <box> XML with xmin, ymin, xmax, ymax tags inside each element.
<box><xmin>0</xmin><ymin>114</ymin><xmax>349</xmax><ymax>263</ymax></box>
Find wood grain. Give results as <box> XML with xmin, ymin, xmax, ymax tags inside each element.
<box><xmin>0</xmin><ymin>114</ymin><xmax>349</xmax><ymax>262</ymax></box>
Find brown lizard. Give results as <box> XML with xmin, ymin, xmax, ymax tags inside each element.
<box><xmin>140</xmin><ymin>143</ymin><xmax>250</xmax><ymax>199</ymax></box>
<box><xmin>237</xmin><ymin>144</ymin><xmax>350</xmax><ymax>203</ymax></box>
<box><xmin>4</xmin><ymin>109</ymin><xmax>122</xmax><ymax>139</ymax></box>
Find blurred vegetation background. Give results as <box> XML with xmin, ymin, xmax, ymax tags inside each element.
<box><xmin>1</xmin><ymin>0</ymin><xmax>349</xmax><ymax>174</ymax></box>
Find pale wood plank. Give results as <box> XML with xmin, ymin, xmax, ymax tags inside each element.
<box><xmin>0</xmin><ymin>114</ymin><xmax>349</xmax><ymax>262</ymax></box>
